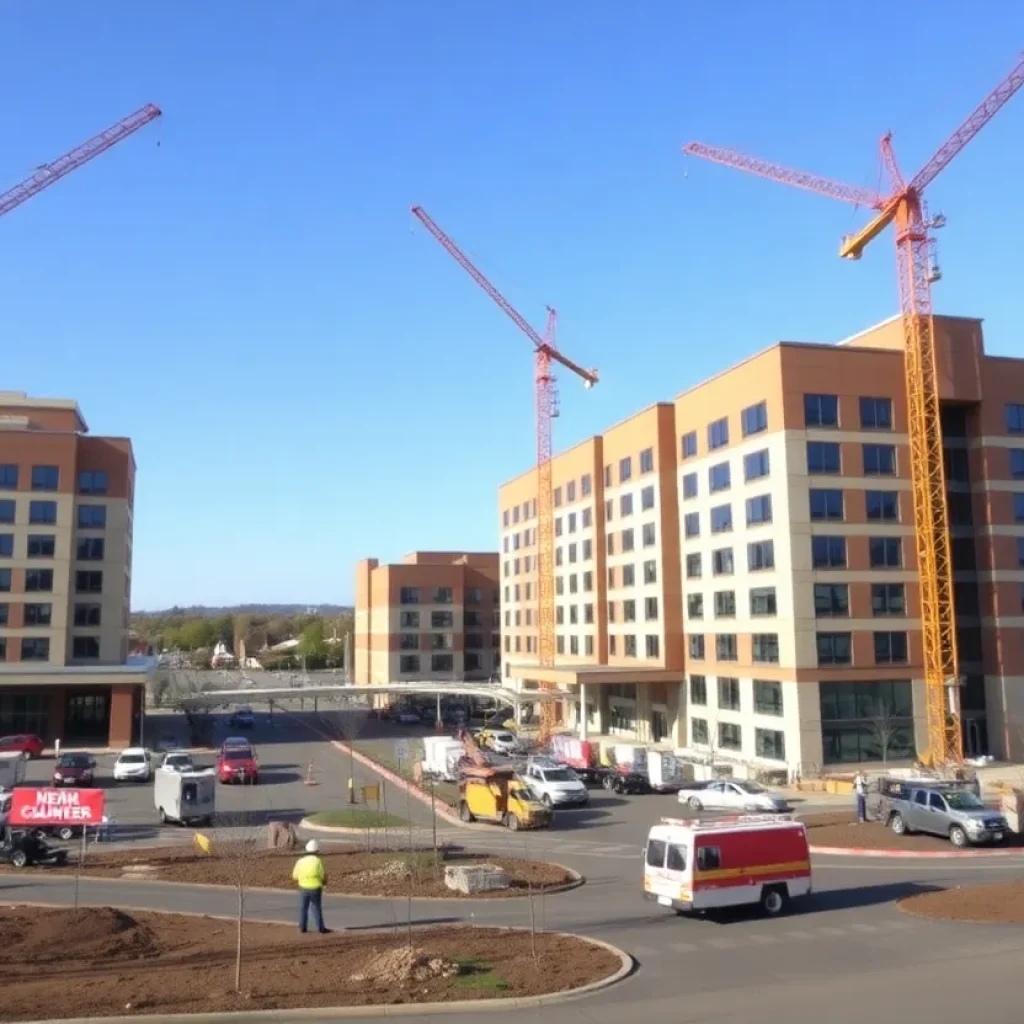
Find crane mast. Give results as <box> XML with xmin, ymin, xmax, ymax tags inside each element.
<box><xmin>683</xmin><ymin>53</ymin><xmax>1024</xmax><ymax>767</ymax></box>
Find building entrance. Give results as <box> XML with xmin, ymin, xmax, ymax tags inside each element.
<box><xmin>64</xmin><ymin>691</ymin><xmax>110</xmax><ymax>745</ymax></box>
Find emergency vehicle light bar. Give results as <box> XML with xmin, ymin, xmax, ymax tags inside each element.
<box><xmin>660</xmin><ymin>814</ymin><xmax>797</xmax><ymax>830</ymax></box>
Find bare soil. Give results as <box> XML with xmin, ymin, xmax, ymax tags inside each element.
<box><xmin>900</xmin><ymin>880</ymin><xmax>1024</xmax><ymax>923</ymax></box>
<box><xmin>0</xmin><ymin>845</ymin><xmax>575</xmax><ymax>897</ymax></box>
<box><xmin>0</xmin><ymin>906</ymin><xmax>620</xmax><ymax>1020</ymax></box>
<box><xmin>802</xmin><ymin>811</ymin><xmax>1021</xmax><ymax>853</ymax></box>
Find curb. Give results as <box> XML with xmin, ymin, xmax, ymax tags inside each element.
<box><xmin>810</xmin><ymin>843</ymin><xmax>1024</xmax><ymax>859</ymax></box>
<box><xmin>3</xmin><ymin>907</ymin><xmax>634</xmax><ymax>1024</ymax></box>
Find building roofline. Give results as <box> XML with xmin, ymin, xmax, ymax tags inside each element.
<box><xmin>0</xmin><ymin>391</ymin><xmax>89</xmax><ymax>432</ymax></box>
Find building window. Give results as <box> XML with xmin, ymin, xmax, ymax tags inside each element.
<box><xmin>431</xmin><ymin>611</ymin><xmax>453</xmax><ymax>629</ymax></box>
<box><xmin>641</xmin><ymin>485</ymin><xmax>655</xmax><ymax>511</ymax></box>
<box><xmin>431</xmin><ymin>654</ymin><xmax>454</xmax><ymax>672</ymax></box>
<box><xmin>566</xmin><ymin>480</ymin><xmax>576</xmax><ymax>504</ymax></box>
<box><xmin>569</xmin><ymin>635</ymin><xmax>580</xmax><ymax>656</ymax></box>
<box><xmin>608</xmin><ymin>635</ymin><xmax>616</xmax><ymax>655</ymax></box>
<box><xmin>621</xmin><ymin>528</ymin><xmax>635</xmax><ymax>552</ymax></box>
<box><xmin>0</xmin><ymin>535</ymin><xmax>11</xmax><ymax>557</ymax></box>
<box><xmin>585</xmin><ymin>635</ymin><xmax>594</xmax><ymax>656</ymax></box>
<box><xmin>400</xmin><ymin>587</ymin><xmax>419</xmax><ymax>605</ymax></box>
<box><xmin>752</xmin><ymin>633</ymin><xmax>779</xmax><ymax>663</ymax></box>
<box><xmin>741</xmin><ymin>400</ymin><xmax>768</xmax><ymax>437</ymax></box>
<box><xmin>747</xmin><ymin>540</ymin><xmax>774</xmax><ymax>571</ymax></box>
<box><xmin>72</xmin><ymin>636</ymin><xmax>101</xmax><ymax>659</ymax></box>
<box><xmin>584</xmin><ymin>602</ymin><xmax>594</xmax><ymax>623</ymax></box>
<box><xmin>716</xmin><ymin>634</ymin><xmax>738</xmax><ymax>661</ymax></box>
<box><xmin>642</xmin><ymin>522</ymin><xmax>656</xmax><ymax>547</ymax></box>
<box><xmin>31</xmin><ymin>465</ymin><xmax>59</xmax><ymax>491</ymax></box>
<box><xmin>874</xmin><ymin>631</ymin><xmax>908</xmax><ymax>664</ymax></box>
<box><xmin>623</xmin><ymin>599</ymin><xmax>636</xmax><ymax>622</ymax></box>
<box><xmin>29</xmin><ymin>501</ymin><xmax>57</xmax><ymax>525</ymax></box>
<box><xmin>691</xmin><ymin>717</ymin><xmax>709</xmax><ymax>745</ymax></box>
<box><xmin>708</xmin><ymin>417</ymin><xmax>729</xmax><ymax>451</ymax></box>
<box><xmin>718</xmin><ymin>676</ymin><xmax>740</xmax><ymax>711</ymax></box>
<box><xmin>604</xmin><ymin>465</ymin><xmax>612</xmax><ymax>488</ymax></box>
<box><xmin>1011</xmin><ymin>450</ymin><xmax>1024</xmax><ymax>479</ymax></box>
<box><xmin>682</xmin><ymin>472</ymin><xmax>697</xmax><ymax>499</ymax></box>
<box><xmin>554</xmin><ymin>487</ymin><xmax>562</xmax><ymax>508</ymax></box>
<box><xmin>804</xmin><ymin>394</ymin><xmax>839</xmax><ymax>428</ymax></box>
<box><xmin>24</xmin><ymin>603</ymin><xmax>52</xmax><ymax>626</ymax></box>
<box><xmin>568</xmin><ymin>512</ymin><xmax>577</xmax><ymax>534</ymax></box>
<box><xmin>645</xmin><ymin>596</ymin><xmax>659</xmax><ymax>621</ymax></box>
<box><xmin>605</xmin><ymin>499</ymin><xmax>613</xmax><ymax>524</ymax></box>
<box><xmin>77</xmin><ymin>537</ymin><xmax>104</xmax><ymax>561</ymax></box>
<box><xmin>863</xmin><ymin>443</ymin><xmax>897</xmax><ymax>475</ymax></box>
<box><xmin>809</xmin><ymin>488</ymin><xmax>844</xmax><ymax>521</ymax></box>
<box><xmin>0</xmin><ymin>604</ymin><xmax>6</xmax><ymax>626</ymax></box>
<box><xmin>750</xmin><ymin>586</ymin><xmax>776</xmax><ymax>616</ymax></box>
<box><xmin>568</xmin><ymin>543</ymin><xmax>578</xmax><ymax>563</ymax></box>
<box><xmin>569</xmin><ymin>605</ymin><xmax>579</xmax><ymax>625</ymax></box>
<box><xmin>755</xmin><ymin>729</ymin><xmax>786</xmax><ymax>761</ymax></box>
<box><xmin>815</xmin><ymin>583</ymin><xmax>849</xmax><ymax>617</ymax></box>
<box><xmin>619</xmin><ymin>494</ymin><xmax>633</xmax><ymax>518</ymax></box>
<box><xmin>709</xmin><ymin>462</ymin><xmax>731</xmax><ymax>493</ymax></box>
<box><xmin>556</xmin><ymin>606</ymin><xmax>564</xmax><ymax>626</ymax></box>
<box><xmin>869</xmin><ymin>537</ymin><xmax>902</xmax><ymax>568</ymax></box>
<box><xmin>687</xmin><ymin>593</ymin><xmax>704</xmax><ymax>618</ymax></box>
<box><xmin>690</xmin><ymin>675</ymin><xmax>707</xmax><ymax>705</ymax></box>
<box><xmin>807</xmin><ymin>441</ymin><xmax>841</xmax><ymax>474</ymax></box>
<box><xmin>714</xmin><ymin>590</ymin><xmax>736</xmax><ymax>618</ymax></box>
<box><xmin>686</xmin><ymin>553</ymin><xmax>702</xmax><ymax>579</ymax></box>
<box><xmin>812</xmin><ymin>536</ymin><xmax>847</xmax><ymax>569</ymax></box>
<box><xmin>712</xmin><ymin>547</ymin><xmax>734</xmax><ymax>575</ymax></box>
<box><xmin>872</xmin><ymin>583</ymin><xmax>905</xmax><ymax>616</ymax></box>
<box><xmin>619</xmin><ymin>457</ymin><xmax>632</xmax><ymax>484</ymax></box>
<box><xmin>744</xmin><ymin>449</ymin><xmax>770</xmax><ymax>481</ymax></box>
<box><xmin>0</xmin><ymin>568</ymin><xmax>9</xmax><ymax>592</ymax></box>
<box><xmin>0</xmin><ymin>465</ymin><xmax>18</xmax><ymax>489</ymax></box>
<box><xmin>570</xmin><ymin>573</ymin><xmax>580</xmax><ymax>593</ymax></box>
<box><xmin>27</xmin><ymin>535</ymin><xmax>55</xmax><ymax>558</ymax></box>
<box><xmin>746</xmin><ymin>494</ymin><xmax>772</xmax><ymax>526</ymax></box>
<box><xmin>820</xmin><ymin>680</ymin><xmax>915</xmax><ymax>763</ymax></box>
<box><xmin>718</xmin><ymin>722</ymin><xmax>742</xmax><ymax>752</ymax></box>
<box><xmin>860</xmin><ymin>397</ymin><xmax>893</xmax><ymax>430</ymax></box>
<box><xmin>582</xmin><ymin>507</ymin><xmax>592</xmax><ymax>529</ymax></box>
<box><xmin>866</xmin><ymin>490</ymin><xmax>899</xmax><ymax>521</ymax></box>
<box><xmin>754</xmin><ymin>680</ymin><xmax>783</xmax><ymax>717</ymax></box>
<box><xmin>643</xmin><ymin>559</ymin><xmax>657</xmax><ymax>584</ymax></box>
<box><xmin>817</xmin><ymin>632</ymin><xmax>852</xmax><ymax>665</ymax></box>
<box><xmin>624</xmin><ymin>634</ymin><xmax>637</xmax><ymax>657</ymax></box>
<box><xmin>0</xmin><ymin>500</ymin><xmax>14</xmax><ymax>524</ymax></box>
<box><xmin>710</xmin><ymin>504</ymin><xmax>732</xmax><ymax>534</ymax></box>
<box><xmin>433</xmin><ymin>587</ymin><xmax>453</xmax><ymax>604</ymax></box>
<box><xmin>25</xmin><ymin>569</ymin><xmax>53</xmax><ymax>592</ymax></box>
<box><xmin>681</xmin><ymin>431</ymin><xmax>697</xmax><ymax>459</ymax></box>
<box><xmin>645</xmin><ymin>634</ymin><xmax>660</xmax><ymax>658</ymax></box>
<box><xmin>684</xmin><ymin>512</ymin><xmax>700</xmax><ymax>538</ymax></box>
<box><xmin>78</xmin><ymin>470</ymin><xmax>108</xmax><ymax>495</ymax></box>
<box><xmin>21</xmin><ymin>638</ymin><xmax>50</xmax><ymax>661</ymax></box>
<box><xmin>640</xmin><ymin>447</ymin><xmax>654</xmax><ymax>474</ymax></box>
<box><xmin>75</xmin><ymin>570</ymin><xmax>103</xmax><ymax>594</ymax></box>
<box><xmin>583</xmin><ymin>570</ymin><xmax>593</xmax><ymax>591</ymax></box>
<box><xmin>581</xmin><ymin>473</ymin><xmax>592</xmax><ymax>496</ymax></box>
<box><xmin>431</xmin><ymin>632</ymin><xmax>453</xmax><ymax>651</ymax></box>
<box><xmin>1006</xmin><ymin>403</ymin><xmax>1024</xmax><ymax>433</ymax></box>
<box><xmin>688</xmin><ymin>634</ymin><xmax>705</xmax><ymax>659</ymax></box>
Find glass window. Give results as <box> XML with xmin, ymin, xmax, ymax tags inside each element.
<box><xmin>741</xmin><ymin>400</ymin><xmax>768</xmax><ymax>437</ymax></box>
<box><xmin>718</xmin><ymin>722</ymin><xmax>742</xmax><ymax>751</ymax></box>
<box><xmin>863</xmin><ymin>443</ymin><xmax>897</xmax><ymax>475</ymax></box>
<box><xmin>0</xmin><ymin>500</ymin><xmax>14</xmax><ymax>524</ymax></box>
<box><xmin>623</xmin><ymin>598</ymin><xmax>636</xmax><ymax>621</ymax></box>
<box><xmin>21</xmin><ymin>638</ymin><xmax>50</xmax><ymax>661</ymax></box>
<box><xmin>1010</xmin><ymin>450</ymin><xmax>1024</xmax><ymax>479</ymax></box>
<box><xmin>643</xmin><ymin>559</ymin><xmax>657</xmax><ymax>584</ymax></box>
<box><xmin>812</xmin><ymin>535</ymin><xmax>847</xmax><ymax>569</ymax></box>
<box><xmin>0</xmin><ymin>465</ymin><xmax>18</xmax><ymax>490</ymax></box>
<box><xmin>27</xmin><ymin>535</ymin><xmax>55</xmax><ymax>558</ymax></box>
<box><xmin>717</xmin><ymin>677</ymin><xmax>740</xmax><ymax>710</ymax></box>
<box><xmin>401</xmin><ymin>589</ymin><xmax>419</xmax><ymax>606</ymax></box>
<box><xmin>687</xmin><ymin>593</ymin><xmax>703</xmax><ymax>619</ymax></box>
<box><xmin>809</xmin><ymin>488</ymin><xmax>843</xmax><ymax>521</ymax></box>
<box><xmin>24</xmin><ymin>603</ymin><xmax>52</xmax><ymax>626</ymax></box>
<box><xmin>0</xmin><ymin>568</ymin><xmax>9</xmax><ymax>592</ymax></box>
<box><xmin>755</xmin><ymin>729</ymin><xmax>786</xmax><ymax>761</ymax></box>
<box><xmin>752</xmin><ymin>634</ymin><xmax>779</xmax><ymax>663</ymax></box>
<box><xmin>1006</xmin><ymin>403</ymin><xmax>1024</xmax><ymax>434</ymax></box>
<box><xmin>25</xmin><ymin>569</ymin><xmax>53</xmax><ymax>592</ymax></box>
<box><xmin>712</xmin><ymin>547</ymin><xmax>734</xmax><ymax>575</ymax></box>
<box><xmin>709</xmin><ymin>462</ymin><xmax>731</xmax><ymax>493</ymax></box>
<box><xmin>78</xmin><ymin>470</ymin><xmax>108</xmax><ymax>495</ymax></box>
<box><xmin>566</xmin><ymin>481</ymin><xmax>576</xmax><ymax>503</ymax></box>
<box><xmin>874</xmin><ymin>631</ymin><xmax>908</xmax><ymax>664</ymax></box>
<box><xmin>807</xmin><ymin>441</ymin><xmax>841</xmax><ymax>474</ymax></box>
<box><xmin>645</xmin><ymin>596</ymin><xmax>659</xmax><ymax>621</ymax></box>
<box><xmin>72</xmin><ymin>636</ymin><xmax>101</xmax><ymax>659</ymax></box>
<box><xmin>819</xmin><ymin>680</ymin><xmax>916</xmax><ymax>763</ymax></box>
<box><xmin>691</xmin><ymin>717</ymin><xmax>709</xmax><ymax>745</ymax></box>
<box><xmin>708</xmin><ymin>417</ymin><xmax>729</xmax><ymax>451</ymax></box>
<box><xmin>805</xmin><ymin>394</ymin><xmax>839</xmax><ymax>427</ymax></box>
<box><xmin>1014</xmin><ymin>494</ymin><xmax>1024</xmax><ymax>523</ymax></box>
<box><xmin>619</xmin><ymin>494</ymin><xmax>632</xmax><ymax>518</ymax></box>
<box><xmin>690</xmin><ymin>675</ymin><xmax>707</xmax><ymax>705</ymax></box>
<box><xmin>866</xmin><ymin>490</ymin><xmax>899</xmax><ymax>521</ymax></box>
<box><xmin>817</xmin><ymin>632</ymin><xmax>852</xmax><ymax>665</ymax></box>
<box><xmin>29</xmin><ymin>501</ymin><xmax>57</xmax><ymax>525</ymax></box>
<box><xmin>716</xmin><ymin>634</ymin><xmax>738</xmax><ymax>661</ymax></box>
<box><xmin>642</xmin><ymin>522</ymin><xmax>656</xmax><ymax>547</ymax></box>
<box><xmin>77</xmin><ymin>537</ymin><xmax>104</xmax><ymax>561</ymax></box>
<box><xmin>0</xmin><ymin>535</ymin><xmax>11</xmax><ymax>557</ymax></box>
<box><xmin>686</xmin><ymin>553</ymin><xmax>702</xmax><ymax>579</ymax></box>
<box><xmin>619</xmin><ymin>457</ymin><xmax>632</xmax><ymax>484</ymax></box>
<box><xmin>744</xmin><ymin>449</ymin><xmax>770</xmax><ymax>481</ymax></box>
<box><xmin>621</xmin><ymin>528</ymin><xmax>634</xmax><ymax>552</ymax></box>
<box><xmin>75</xmin><ymin>570</ymin><xmax>103</xmax><ymax>594</ymax></box>
<box><xmin>872</xmin><ymin>583</ymin><xmax>905</xmax><ymax>616</ymax></box>
<box><xmin>710</xmin><ymin>504</ymin><xmax>732</xmax><ymax>534</ymax></box>
<box><xmin>747</xmin><ymin>541</ymin><xmax>774</xmax><ymax>571</ymax></box>
<box><xmin>869</xmin><ymin>537</ymin><xmax>902</xmax><ymax>568</ymax></box>
<box><xmin>815</xmin><ymin>583</ymin><xmax>849</xmax><ymax>617</ymax></box>
<box><xmin>750</xmin><ymin>586</ymin><xmax>776</xmax><ymax>616</ymax></box>
<box><xmin>688</xmin><ymin>634</ymin><xmax>705</xmax><ymax>659</ymax></box>
<box><xmin>31</xmin><ymin>465</ymin><xmax>59</xmax><ymax>491</ymax></box>
<box><xmin>433</xmin><ymin>587</ymin><xmax>453</xmax><ymax>603</ymax></box>
<box><xmin>754</xmin><ymin>680</ymin><xmax>783</xmax><ymax>716</ymax></box>
<box><xmin>714</xmin><ymin>590</ymin><xmax>736</xmax><ymax>618</ymax></box>
<box><xmin>684</xmin><ymin>511</ymin><xmax>700</xmax><ymax>538</ymax></box>
<box><xmin>640</xmin><ymin>448</ymin><xmax>654</xmax><ymax>474</ymax></box>
<box><xmin>681</xmin><ymin>431</ymin><xmax>697</xmax><ymax>459</ymax></box>
<box><xmin>581</xmin><ymin>473</ymin><xmax>592</xmax><ymax>496</ymax></box>
<box><xmin>641</xmin><ymin>485</ymin><xmax>655</xmax><ymax>511</ymax></box>
<box><xmin>859</xmin><ymin>397</ymin><xmax>893</xmax><ymax>430</ymax></box>
<box><xmin>682</xmin><ymin>472</ymin><xmax>697</xmax><ymax>499</ymax></box>
<box><xmin>553</xmin><ymin>487</ymin><xmax>562</xmax><ymax>507</ymax></box>
<box><xmin>646</xmin><ymin>839</ymin><xmax>666</xmax><ymax>868</ymax></box>
<box><xmin>645</xmin><ymin>634</ymin><xmax>660</xmax><ymax>658</ymax></box>
<box><xmin>746</xmin><ymin>494</ymin><xmax>772</xmax><ymax>526</ymax></box>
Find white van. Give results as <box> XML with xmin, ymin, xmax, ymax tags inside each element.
<box><xmin>155</xmin><ymin>768</ymin><xmax>216</xmax><ymax>826</ymax></box>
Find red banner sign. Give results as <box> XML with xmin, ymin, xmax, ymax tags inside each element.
<box><xmin>9</xmin><ymin>787</ymin><xmax>105</xmax><ymax>826</ymax></box>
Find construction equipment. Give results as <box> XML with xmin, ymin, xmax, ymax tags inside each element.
<box><xmin>411</xmin><ymin>207</ymin><xmax>599</xmax><ymax>745</ymax></box>
<box><xmin>454</xmin><ymin>731</ymin><xmax>551</xmax><ymax>829</ymax></box>
<box><xmin>683</xmin><ymin>54</ymin><xmax>1024</xmax><ymax>768</ymax></box>
<box><xmin>0</xmin><ymin>104</ymin><xmax>161</xmax><ymax>221</ymax></box>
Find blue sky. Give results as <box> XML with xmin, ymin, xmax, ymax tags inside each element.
<box><xmin>2</xmin><ymin>3</ymin><xmax>1022</xmax><ymax>610</ymax></box>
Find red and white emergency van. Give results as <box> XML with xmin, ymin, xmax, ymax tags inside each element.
<box><xmin>644</xmin><ymin>815</ymin><xmax>812</xmax><ymax>916</ymax></box>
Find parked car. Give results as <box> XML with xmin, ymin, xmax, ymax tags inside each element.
<box><xmin>522</xmin><ymin>758</ymin><xmax>589</xmax><ymax>808</ymax></box>
<box><xmin>0</xmin><ymin>826</ymin><xmax>69</xmax><ymax>868</ymax></box>
<box><xmin>228</xmin><ymin>706</ymin><xmax>255</xmax><ymax>729</ymax></box>
<box><xmin>161</xmin><ymin>751</ymin><xmax>195</xmax><ymax>773</ymax></box>
<box><xmin>396</xmin><ymin>708</ymin><xmax>421</xmax><ymax>725</ymax></box>
<box><xmin>882</xmin><ymin>779</ymin><xmax>1007</xmax><ymax>847</ymax></box>
<box><xmin>216</xmin><ymin>742</ymin><xmax>258</xmax><ymax>784</ymax></box>
<box><xmin>480</xmin><ymin>730</ymin><xmax>519</xmax><ymax>755</ymax></box>
<box><xmin>52</xmin><ymin>752</ymin><xmax>96</xmax><ymax>787</ymax></box>
<box><xmin>0</xmin><ymin>734</ymin><xmax>44</xmax><ymax>760</ymax></box>
<box><xmin>677</xmin><ymin>779</ymin><xmax>789</xmax><ymax>813</ymax></box>
<box><xmin>113</xmin><ymin>748</ymin><xmax>151</xmax><ymax>783</ymax></box>
<box><xmin>153</xmin><ymin>734</ymin><xmax>180</xmax><ymax>753</ymax></box>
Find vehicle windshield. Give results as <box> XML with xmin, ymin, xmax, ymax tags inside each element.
<box><xmin>495</xmin><ymin>733</ymin><xmax>514</xmax><ymax>742</ymax></box>
<box><xmin>543</xmin><ymin>769</ymin><xmax>578</xmax><ymax>782</ymax></box>
<box><xmin>944</xmin><ymin>790</ymin><xmax>985</xmax><ymax>810</ymax></box>
<box><xmin>119</xmin><ymin>753</ymin><xmax>146</xmax><ymax>763</ymax></box>
<box><xmin>737</xmin><ymin>782</ymin><xmax>766</xmax><ymax>793</ymax></box>
<box><xmin>224</xmin><ymin>749</ymin><xmax>253</xmax><ymax>761</ymax></box>
<box><xmin>0</xmin><ymin>736</ymin><xmax>19</xmax><ymax>745</ymax></box>
<box><xmin>166</xmin><ymin>754</ymin><xmax>190</xmax><ymax>764</ymax></box>
<box><xmin>58</xmin><ymin>755</ymin><xmax>90</xmax><ymax>767</ymax></box>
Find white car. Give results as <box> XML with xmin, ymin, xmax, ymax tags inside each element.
<box><xmin>113</xmin><ymin>748</ymin><xmax>151</xmax><ymax>783</ymax></box>
<box><xmin>677</xmin><ymin>779</ymin><xmax>788</xmax><ymax>813</ymax></box>
<box><xmin>483</xmin><ymin>730</ymin><xmax>519</xmax><ymax>755</ymax></box>
<box><xmin>522</xmin><ymin>759</ymin><xmax>589</xmax><ymax>808</ymax></box>
<box><xmin>161</xmin><ymin>751</ymin><xmax>194</xmax><ymax>773</ymax></box>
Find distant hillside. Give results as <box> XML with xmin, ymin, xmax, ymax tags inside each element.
<box><xmin>133</xmin><ymin>603</ymin><xmax>353</xmax><ymax>618</ymax></box>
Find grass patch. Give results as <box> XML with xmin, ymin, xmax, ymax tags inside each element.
<box><xmin>305</xmin><ymin>809</ymin><xmax>408</xmax><ymax>829</ymax></box>
<box><xmin>453</xmin><ymin>957</ymin><xmax>509</xmax><ymax>991</ymax></box>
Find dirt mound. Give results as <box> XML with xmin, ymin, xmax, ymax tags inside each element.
<box><xmin>0</xmin><ymin>906</ymin><xmax>158</xmax><ymax>964</ymax></box>
<box><xmin>350</xmin><ymin>946</ymin><xmax>460</xmax><ymax>986</ymax></box>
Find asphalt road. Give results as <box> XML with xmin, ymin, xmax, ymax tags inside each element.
<box><xmin>14</xmin><ymin>710</ymin><xmax>1024</xmax><ymax>1022</ymax></box>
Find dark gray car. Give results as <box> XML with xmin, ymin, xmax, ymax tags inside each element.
<box><xmin>885</xmin><ymin>781</ymin><xmax>1007</xmax><ymax>848</ymax></box>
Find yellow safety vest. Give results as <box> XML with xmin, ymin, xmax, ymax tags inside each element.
<box><xmin>292</xmin><ymin>854</ymin><xmax>325</xmax><ymax>890</ymax></box>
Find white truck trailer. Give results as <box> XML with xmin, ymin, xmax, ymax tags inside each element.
<box><xmin>0</xmin><ymin>752</ymin><xmax>26</xmax><ymax>793</ymax></box>
<box><xmin>154</xmin><ymin>767</ymin><xmax>216</xmax><ymax>826</ymax></box>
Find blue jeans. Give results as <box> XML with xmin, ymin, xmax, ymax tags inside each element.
<box><xmin>298</xmin><ymin>888</ymin><xmax>326</xmax><ymax>933</ymax></box>
<box><xmin>856</xmin><ymin>794</ymin><xmax>867</xmax><ymax>822</ymax></box>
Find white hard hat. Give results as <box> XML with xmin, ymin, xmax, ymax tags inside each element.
<box><xmin>305</xmin><ymin>839</ymin><xmax>319</xmax><ymax>853</ymax></box>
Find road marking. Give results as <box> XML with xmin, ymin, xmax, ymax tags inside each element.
<box><xmin>670</xmin><ymin>941</ymin><xmax>699</xmax><ymax>952</ymax></box>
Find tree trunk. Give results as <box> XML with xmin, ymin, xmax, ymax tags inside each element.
<box><xmin>235</xmin><ymin>885</ymin><xmax>244</xmax><ymax>992</ymax></box>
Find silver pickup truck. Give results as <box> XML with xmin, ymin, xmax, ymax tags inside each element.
<box><xmin>881</xmin><ymin>779</ymin><xmax>1008</xmax><ymax>848</ymax></box>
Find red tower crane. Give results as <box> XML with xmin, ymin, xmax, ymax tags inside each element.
<box><xmin>683</xmin><ymin>53</ymin><xmax>1024</xmax><ymax>767</ymax></box>
<box><xmin>0</xmin><ymin>104</ymin><xmax>162</xmax><ymax>221</ymax></box>
<box><xmin>410</xmin><ymin>206</ymin><xmax>598</xmax><ymax>741</ymax></box>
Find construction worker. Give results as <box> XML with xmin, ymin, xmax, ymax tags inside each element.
<box><xmin>854</xmin><ymin>772</ymin><xmax>867</xmax><ymax>824</ymax></box>
<box><xmin>292</xmin><ymin>839</ymin><xmax>330</xmax><ymax>934</ymax></box>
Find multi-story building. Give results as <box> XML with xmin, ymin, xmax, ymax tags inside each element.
<box><xmin>499</xmin><ymin>315</ymin><xmax>1024</xmax><ymax>766</ymax></box>
<box><xmin>0</xmin><ymin>391</ymin><xmax>148</xmax><ymax>748</ymax></box>
<box><xmin>354</xmin><ymin>551</ymin><xmax>500</xmax><ymax>685</ymax></box>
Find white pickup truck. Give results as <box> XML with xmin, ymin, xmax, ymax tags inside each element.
<box><xmin>521</xmin><ymin>758</ymin><xmax>589</xmax><ymax>809</ymax></box>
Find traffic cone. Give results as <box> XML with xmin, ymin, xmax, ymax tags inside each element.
<box><xmin>304</xmin><ymin>760</ymin><xmax>318</xmax><ymax>786</ymax></box>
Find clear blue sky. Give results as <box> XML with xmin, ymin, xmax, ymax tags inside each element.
<box><xmin>2</xmin><ymin>3</ymin><xmax>1021</xmax><ymax>610</ymax></box>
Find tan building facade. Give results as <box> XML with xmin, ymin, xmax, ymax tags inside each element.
<box><xmin>499</xmin><ymin>315</ymin><xmax>1024</xmax><ymax>767</ymax></box>
<box><xmin>0</xmin><ymin>392</ymin><xmax>147</xmax><ymax>747</ymax></box>
<box><xmin>354</xmin><ymin>552</ymin><xmax>500</xmax><ymax>685</ymax></box>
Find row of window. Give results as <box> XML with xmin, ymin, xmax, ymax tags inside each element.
<box><xmin>815</xmin><ymin>582</ymin><xmax>906</xmax><ymax>616</ymax></box>
<box><xmin>603</xmin><ymin>448</ymin><xmax>655</xmax><ymax>490</ymax></box>
<box><xmin>809</xmin><ymin>488</ymin><xmax>899</xmax><ymax>521</ymax></box>
<box><xmin>682</xmin><ymin>494</ymin><xmax>773</xmax><ymax>538</ymax></box>
<box><xmin>812</xmin><ymin>535</ymin><xmax>903</xmax><ymax>569</ymax></box>
<box><xmin>608</xmin><ymin>522</ymin><xmax>657</xmax><ymax>555</ymax></box>
<box><xmin>555</xmin><ymin>474</ymin><xmax>594</xmax><ymax>507</ymax></box>
<box><xmin>685</xmin><ymin>541</ymin><xmax>775</xmax><ymax>579</ymax></box>
<box><xmin>607</xmin><ymin>595</ymin><xmax>659</xmax><ymax>623</ymax></box>
<box><xmin>690</xmin><ymin>717</ymin><xmax>786</xmax><ymax>760</ymax></box>
<box><xmin>0</xmin><ymin>636</ymin><xmax>102</xmax><ymax>661</ymax></box>
<box><xmin>608</xmin><ymin>559</ymin><xmax>658</xmax><ymax>588</ymax></box>
<box><xmin>686</xmin><ymin>633</ymin><xmax>779</xmax><ymax>663</ymax></box>
<box><xmin>398</xmin><ymin>587</ymin><xmax>496</xmax><ymax>605</ymax></box>
<box><xmin>555</xmin><ymin>539</ymin><xmax>594</xmax><ymax>565</ymax></box>
<box><xmin>398</xmin><ymin>632</ymin><xmax>498</xmax><ymax>651</ymax></box>
<box><xmin>0</xmin><ymin>602</ymin><xmax>101</xmax><ymax>627</ymax></box>
<box><xmin>804</xmin><ymin>394</ymin><xmax>894</xmax><ymax>430</ymax></box>
<box><xmin>0</xmin><ymin>535</ymin><xmax>104</xmax><ymax>561</ymax></box>
<box><xmin>689</xmin><ymin>675</ymin><xmax>784</xmax><ymax>716</ymax></box>
<box><xmin>605</xmin><ymin>486</ymin><xmax>656</xmax><ymax>523</ymax></box>
<box><xmin>399</xmin><ymin>610</ymin><xmax>496</xmax><ymax>629</ymax></box>
<box><xmin>0</xmin><ymin>569</ymin><xmax>103</xmax><ymax>594</ymax></box>
<box><xmin>0</xmin><ymin>465</ymin><xmax>109</xmax><ymax>495</ymax></box>
<box><xmin>685</xmin><ymin>628</ymin><xmax>908</xmax><ymax>667</ymax></box>
<box><xmin>687</xmin><ymin>587</ymin><xmax>777</xmax><ymax>619</ymax></box>
<box><xmin>398</xmin><ymin>652</ymin><xmax>488</xmax><ymax>674</ymax></box>
<box><xmin>0</xmin><ymin>500</ymin><xmax>107</xmax><ymax>529</ymax></box>
<box><xmin>807</xmin><ymin>441</ymin><xmax>897</xmax><ymax>476</ymax></box>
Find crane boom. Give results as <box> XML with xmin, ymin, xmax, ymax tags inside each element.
<box><xmin>0</xmin><ymin>104</ymin><xmax>162</xmax><ymax>220</ymax></box>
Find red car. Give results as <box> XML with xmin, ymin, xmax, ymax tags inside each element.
<box><xmin>0</xmin><ymin>734</ymin><xmax>45</xmax><ymax>760</ymax></box>
<box><xmin>216</xmin><ymin>742</ymin><xmax>258</xmax><ymax>784</ymax></box>
<box><xmin>52</xmin><ymin>752</ymin><xmax>96</xmax><ymax>786</ymax></box>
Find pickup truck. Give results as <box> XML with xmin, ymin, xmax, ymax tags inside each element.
<box><xmin>881</xmin><ymin>778</ymin><xmax>1008</xmax><ymax>848</ymax></box>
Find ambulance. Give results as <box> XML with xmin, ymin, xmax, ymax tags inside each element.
<box><xmin>643</xmin><ymin>815</ymin><xmax>811</xmax><ymax>916</ymax></box>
